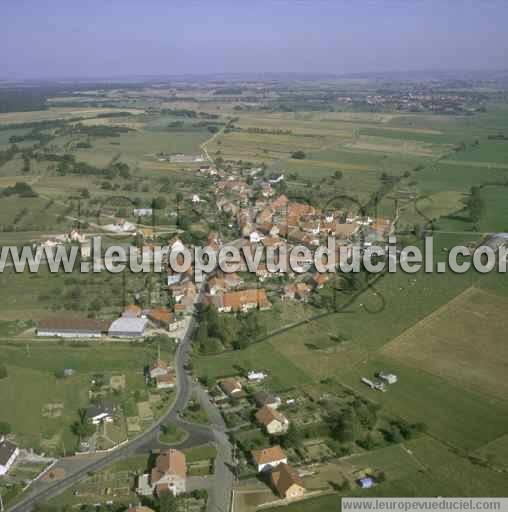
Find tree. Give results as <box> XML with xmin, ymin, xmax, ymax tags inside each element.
<box><xmin>330</xmin><ymin>408</ymin><xmax>361</xmax><ymax>443</ymax></box>
<box><xmin>281</xmin><ymin>423</ymin><xmax>301</xmax><ymax>449</ymax></box>
<box><xmin>71</xmin><ymin>409</ymin><xmax>94</xmax><ymax>442</ymax></box>
<box><xmin>353</xmin><ymin>400</ymin><xmax>378</xmax><ymax>429</ymax></box>
<box><xmin>0</xmin><ymin>421</ymin><xmax>12</xmax><ymax>435</ymax></box>
<box><xmin>158</xmin><ymin>491</ymin><xmax>178</xmax><ymax>512</ymax></box>
<box><xmin>0</xmin><ymin>364</ymin><xmax>7</xmax><ymax>379</ymax></box>
<box><xmin>466</xmin><ymin>186</ymin><xmax>485</xmax><ymax>223</ymax></box>
<box><xmin>334</xmin><ymin>170</ymin><xmax>343</xmax><ymax>180</ymax></box>
<box><xmin>153</xmin><ymin>196</ymin><xmax>167</xmax><ymax>210</ymax></box>
<box><xmin>291</xmin><ymin>150</ymin><xmax>306</xmax><ymax>160</ymax></box>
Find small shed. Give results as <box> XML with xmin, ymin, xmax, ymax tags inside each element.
<box><xmin>359</xmin><ymin>477</ymin><xmax>374</xmax><ymax>489</ymax></box>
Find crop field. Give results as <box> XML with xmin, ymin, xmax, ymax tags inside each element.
<box><xmin>0</xmin><ymin>264</ymin><xmax>149</xmax><ymax>320</ymax></box>
<box><xmin>381</xmin><ymin>287</ymin><xmax>508</xmax><ymax>400</ymax></box>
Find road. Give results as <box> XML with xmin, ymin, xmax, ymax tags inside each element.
<box><xmin>8</xmin><ymin>282</ymin><xmax>234</xmax><ymax>512</ymax></box>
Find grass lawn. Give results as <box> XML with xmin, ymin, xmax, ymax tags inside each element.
<box><xmin>194</xmin><ymin>341</ymin><xmax>313</xmax><ymax>393</ymax></box>
<box><xmin>159</xmin><ymin>423</ymin><xmax>188</xmax><ymax>445</ymax></box>
<box><xmin>0</xmin><ymin>341</ymin><xmax>168</xmax><ymax>454</ymax></box>
<box><xmin>183</xmin><ymin>443</ymin><xmax>217</xmax><ymax>463</ymax></box>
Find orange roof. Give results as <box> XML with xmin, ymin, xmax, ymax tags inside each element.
<box><xmin>271</xmin><ymin>463</ymin><xmax>304</xmax><ymax>497</ymax></box>
<box><xmin>222</xmin><ymin>289</ymin><xmax>271</xmax><ymax>311</ymax></box>
<box><xmin>156</xmin><ymin>373</ymin><xmax>175</xmax><ymax>385</ymax></box>
<box><xmin>124</xmin><ymin>304</ymin><xmax>142</xmax><ymax>316</ymax></box>
<box><xmin>220</xmin><ymin>378</ymin><xmax>243</xmax><ymax>395</ymax></box>
<box><xmin>313</xmin><ymin>273</ymin><xmax>329</xmax><ymax>286</ymax></box>
<box><xmin>270</xmin><ymin>195</ymin><xmax>289</xmax><ymax>210</ymax></box>
<box><xmin>252</xmin><ymin>445</ymin><xmax>287</xmax><ymax>466</ymax></box>
<box><xmin>151</xmin><ymin>449</ymin><xmax>186</xmax><ymax>483</ymax></box>
<box><xmin>255</xmin><ymin>405</ymin><xmax>287</xmax><ymax>427</ymax></box>
<box><xmin>148</xmin><ymin>307</ymin><xmax>175</xmax><ymax>324</ymax></box>
<box><xmin>335</xmin><ymin>222</ymin><xmax>361</xmax><ymax>236</ymax></box>
<box><xmin>151</xmin><ymin>359</ymin><xmax>169</xmax><ymax>371</ymax></box>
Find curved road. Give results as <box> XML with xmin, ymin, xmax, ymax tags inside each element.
<box><xmin>9</xmin><ymin>284</ymin><xmax>233</xmax><ymax>512</ymax></box>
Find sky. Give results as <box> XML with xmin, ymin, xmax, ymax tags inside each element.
<box><xmin>1</xmin><ymin>0</ymin><xmax>507</xmax><ymax>80</ymax></box>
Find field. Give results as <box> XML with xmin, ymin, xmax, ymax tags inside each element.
<box><xmin>0</xmin><ymin>340</ymin><xmax>172</xmax><ymax>454</ymax></box>
<box><xmin>195</xmin><ymin>341</ymin><xmax>312</xmax><ymax>392</ymax></box>
<box><xmin>2</xmin><ymin>82</ymin><xmax>508</xmax><ymax>505</ymax></box>
<box><xmin>381</xmin><ymin>287</ymin><xmax>508</xmax><ymax>400</ymax></box>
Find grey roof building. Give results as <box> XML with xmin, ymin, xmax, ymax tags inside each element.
<box><xmin>108</xmin><ymin>317</ymin><xmax>147</xmax><ymax>337</ymax></box>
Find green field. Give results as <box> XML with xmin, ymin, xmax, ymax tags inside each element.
<box><xmin>0</xmin><ymin>341</ymin><xmax>170</xmax><ymax>454</ymax></box>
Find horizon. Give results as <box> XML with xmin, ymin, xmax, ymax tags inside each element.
<box><xmin>2</xmin><ymin>0</ymin><xmax>508</xmax><ymax>80</ymax></box>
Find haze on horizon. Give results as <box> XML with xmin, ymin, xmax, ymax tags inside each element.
<box><xmin>2</xmin><ymin>0</ymin><xmax>508</xmax><ymax>80</ymax></box>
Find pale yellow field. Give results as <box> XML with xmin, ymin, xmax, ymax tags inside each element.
<box><xmin>0</xmin><ymin>107</ymin><xmax>144</xmax><ymax>125</ymax></box>
<box><xmin>381</xmin><ymin>287</ymin><xmax>508</xmax><ymax>400</ymax></box>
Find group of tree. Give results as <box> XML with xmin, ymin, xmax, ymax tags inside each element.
<box><xmin>291</xmin><ymin>150</ymin><xmax>306</xmax><ymax>160</ymax></box>
<box><xmin>0</xmin><ymin>181</ymin><xmax>38</xmax><ymax>198</ymax></box>
<box><xmin>70</xmin><ymin>409</ymin><xmax>95</xmax><ymax>442</ymax></box>
<box><xmin>466</xmin><ymin>186</ymin><xmax>485</xmax><ymax>223</ymax></box>
<box><xmin>382</xmin><ymin>418</ymin><xmax>427</xmax><ymax>444</ymax></box>
<box><xmin>328</xmin><ymin>399</ymin><xmax>381</xmax><ymax>446</ymax></box>
<box><xmin>194</xmin><ymin>305</ymin><xmax>267</xmax><ymax>354</ymax></box>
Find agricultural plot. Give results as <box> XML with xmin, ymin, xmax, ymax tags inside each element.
<box><xmin>381</xmin><ymin>287</ymin><xmax>508</xmax><ymax>400</ymax></box>
<box><xmin>337</xmin><ymin>356</ymin><xmax>508</xmax><ymax>452</ymax></box>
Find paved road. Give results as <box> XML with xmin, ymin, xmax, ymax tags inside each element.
<box><xmin>8</xmin><ymin>282</ymin><xmax>234</xmax><ymax>512</ymax></box>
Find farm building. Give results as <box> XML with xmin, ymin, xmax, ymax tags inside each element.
<box><xmin>359</xmin><ymin>477</ymin><xmax>374</xmax><ymax>489</ymax></box>
<box><xmin>0</xmin><ymin>437</ymin><xmax>19</xmax><ymax>476</ymax></box>
<box><xmin>108</xmin><ymin>317</ymin><xmax>147</xmax><ymax>337</ymax></box>
<box><xmin>378</xmin><ymin>372</ymin><xmax>398</xmax><ymax>384</ymax></box>
<box><xmin>37</xmin><ymin>317</ymin><xmax>110</xmax><ymax>338</ymax></box>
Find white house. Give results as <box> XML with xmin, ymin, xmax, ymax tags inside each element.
<box><xmin>134</xmin><ymin>208</ymin><xmax>153</xmax><ymax>217</ymax></box>
<box><xmin>137</xmin><ymin>449</ymin><xmax>187</xmax><ymax>497</ymax></box>
<box><xmin>255</xmin><ymin>406</ymin><xmax>289</xmax><ymax>435</ymax></box>
<box><xmin>378</xmin><ymin>372</ymin><xmax>398</xmax><ymax>384</ymax></box>
<box><xmin>85</xmin><ymin>403</ymin><xmax>115</xmax><ymax>425</ymax></box>
<box><xmin>247</xmin><ymin>371</ymin><xmax>267</xmax><ymax>382</ymax></box>
<box><xmin>191</xmin><ymin>194</ymin><xmax>201</xmax><ymax>204</ymax></box>
<box><xmin>0</xmin><ymin>437</ymin><xmax>19</xmax><ymax>476</ymax></box>
<box><xmin>249</xmin><ymin>230</ymin><xmax>263</xmax><ymax>243</ymax></box>
<box><xmin>251</xmin><ymin>445</ymin><xmax>287</xmax><ymax>473</ymax></box>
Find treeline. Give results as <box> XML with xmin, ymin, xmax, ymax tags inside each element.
<box><xmin>9</xmin><ymin>128</ymin><xmax>54</xmax><ymax>145</ymax></box>
<box><xmin>0</xmin><ymin>181</ymin><xmax>38</xmax><ymax>198</ymax></box>
<box><xmin>69</xmin><ymin>123</ymin><xmax>133</xmax><ymax>138</ymax></box>
<box><xmin>0</xmin><ymin>88</ymin><xmax>49</xmax><ymax>113</ymax></box>
<box><xmin>213</xmin><ymin>87</ymin><xmax>244</xmax><ymax>95</ymax></box>
<box><xmin>165</xmin><ymin>120</ymin><xmax>224</xmax><ymax>132</ymax></box>
<box><xmin>160</xmin><ymin>108</ymin><xmax>219</xmax><ymax>119</ymax></box>
<box><xmin>96</xmin><ymin>111</ymin><xmax>134</xmax><ymax>118</ymax></box>
<box><xmin>0</xmin><ymin>145</ymin><xmax>20</xmax><ymax>167</ymax></box>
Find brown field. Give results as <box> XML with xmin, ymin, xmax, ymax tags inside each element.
<box><xmin>381</xmin><ymin>287</ymin><xmax>508</xmax><ymax>400</ymax></box>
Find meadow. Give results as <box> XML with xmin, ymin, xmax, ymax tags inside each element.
<box><xmin>0</xmin><ymin>340</ymin><xmax>168</xmax><ymax>454</ymax></box>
